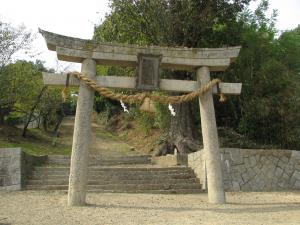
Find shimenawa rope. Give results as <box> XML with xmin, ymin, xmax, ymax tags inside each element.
<box><xmin>62</xmin><ymin>72</ymin><xmax>226</xmax><ymax>104</ymax></box>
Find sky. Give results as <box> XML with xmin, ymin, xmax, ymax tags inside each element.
<box><xmin>0</xmin><ymin>0</ymin><xmax>299</xmax><ymax>71</ymax></box>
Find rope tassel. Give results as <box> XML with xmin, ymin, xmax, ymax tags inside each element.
<box><xmin>140</xmin><ymin>97</ymin><xmax>156</xmax><ymax>113</ymax></box>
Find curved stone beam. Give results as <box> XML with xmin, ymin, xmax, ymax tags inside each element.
<box><xmin>39</xmin><ymin>29</ymin><xmax>241</xmax><ymax>71</ymax></box>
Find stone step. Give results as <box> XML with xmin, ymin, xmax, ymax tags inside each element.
<box><xmin>26</xmin><ymin>187</ymin><xmax>203</xmax><ymax>194</ymax></box>
<box><xmin>29</xmin><ymin>173</ymin><xmax>194</xmax><ymax>180</ymax></box>
<box><xmin>27</xmin><ymin>178</ymin><xmax>199</xmax><ymax>185</ymax></box>
<box><xmin>33</xmin><ymin>166</ymin><xmax>192</xmax><ymax>172</ymax></box>
<box><xmin>89</xmin><ymin>189</ymin><xmax>204</xmax><ymax>194</ymax></box>
<box><xmin>27</xmin><ymin>153</ymin><xmax>201</xmax><ymax>194</ymax></box>
<box><xmin>47</xmin><ymin>155</ymin><xmax>152</xmax><ymax>165</ymax></box>
<box><xmin>31</xmin><ymin>170</ymin><xmax>193</xmax><ymax>177</ymax></box>
<box><xmin>26</xmin><ymin>183</ymin><xmax>201</xmax><ymax>191</ymax></box>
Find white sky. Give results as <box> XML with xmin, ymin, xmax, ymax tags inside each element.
<box><xmin>0</xmin><ymin>0</ymin><xmax>299</xmax><ymax>71</ymax></box>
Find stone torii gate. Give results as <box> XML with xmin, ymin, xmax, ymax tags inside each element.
<box><xmin>39</xmin><ymin>29</ymin><xmax>242</xmax><ymax>206</ymax></box>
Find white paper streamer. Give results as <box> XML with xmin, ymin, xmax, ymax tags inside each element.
<box><xmin>168</xmin><ymin>103</ymin><xmax>176</xmax><ymax>116</ymax></box>
<box><xmin>120</xmin><ymin>100</ymin><xmax>129</xmax><ymax>113</ymax></box>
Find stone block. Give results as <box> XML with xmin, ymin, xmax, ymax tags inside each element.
<box><xmin>281</xmin><ymin>155</ymin><xmax>289</xmax><ymax>163</ymax></box>
<box><xmin>222</xmin><ymin>172</ymin><xmax>231</xmax><ymax>181</ymax></box>
<box><xmin>0</xmin><ymin>148</ymin><xmax>22</xmax><ymax>190</ymax></box>
<box><xmin>271</xmin><ymin>176</ymin><xmax>279</xmax><ymax>188</ymax></box>
<box><xmin>291</xmin><ymin>171</ymin><xmax>300</xmax><ymax>181</ymax></box>
<box><xmin>241</xmin><ymin>182</ymin><xmax>251</xmax><ymax>191</ymax></box>
<box><xmin>295</xmin><ymin>164</ymin><xmax>300</xmax><ymax>170</ymax></box>
<box><xmin>294</xmin><ymin>180</ymin><xmax>300</xmax><ymax>189</ymax></box>
<box><xmin>291</xmin><ymin>151</ymin><xmax>300</xmax><ymax>160</ymax></box>
<box><xmin>255</xmin><ymin>176</ymin><xmax>266</xmax><ymax>191</ymax></box>
<box><xmin>265</xmin><ymin>158</ymin><xmax>272</xmax><ymax>166</ymax></box>
<box><xmin>255</xmin><ymin>154</ymin><xmax>260</xmax><ymax>162</ymax></box>
<box><xmin>232</xmin><ymin>181</ymin><xmax>240</xmax><ymax>191</ymax></box>
<box><xmin>278</xmin><ymin>172</ymin><xmax>290</xmax><ymax>189</ymax></box>
<box><xmin>253</xmin><ymin>166</ymin><xmax>261</xmax><ymax>174</ymax></box>
<box><xmin>248</xmin><ymin>167</ymin><xmax>256</xmax><ymax>178</ymax></box>
<box><xmin>260</xmin><ymin>156</ymin><xmax>267</xmax><ymax>163</ymax></box>
<box><xmin>241</xmin><ymin>149</ymin><xmax>251</xmax><ymax>158</ymax></box>
<box><xmin>289</xmin><ymin>176</ymin><xmax>296</xmax><ymax>187</ymax></box>
<box><xmin>0</xmin><ymin>148</ymin><xmax>43</xmax><ymax>191</ymax></box>
<box><xmin>230</xmin><ymin>165</ymin><xmax>241</xmax><ymax>174</ymax></box>
<box><xmin>284</xmin><ymin>163</ymin><xmax>295</xmax><ymax>177</ymax></box>
<box><xmin>244</xmin><ymin>158</ymin><xmax>251</xmax><ymax>168</ymax></box>
<box><xmin>224</xmin><ymin>180</ymin><xmax>233</xmax><ymax>191</ymax></box>
<box><xmin>270</xmin><ymin>156</ymin><xmax>279</xmax><ymax>165</ymax></box>
<box><xmin>236</xmin><ymin>164</ymin><xmax>247</xmax><ymax>173</ymax></box>
<box><xmin>248</xmin><ymin>179</ymin><xmax>257</xmax><ymax>190</ymax></box>
<box><xmin>242</xmin><ymin>172</ymin><xmax>250</xmax><ymax>183</ymax></box>
<box><xmin>267</xmin><ymin>164</ymin><xmax>276</xmax><ymax>177</ymax></box>
<box><xmin>264</xmin><ymin>177</ymin><xmax>273</xmax><ymax>190</ymax></box>
<box><xmin>229</xmin><ymin>149</ymin><xmax>243</xmax><ymax>165</ymax></box>
<box><xmin>275</xmin><ymin>167</ymin><xmax>283</xmax><ymax>178</ymax></box>
<box><xmin>249</xmin><ymin>156</ymin><xmax>257</xmax><ymax>167</ymax></box>
<box><xmin>231</xmin><ymin>172</ymin><xmax>244</xmax><ymax>185</ymax></box>
<box><xmin>277</xmin><ymin>160</ymin><xmax>286</xmax><ymax>170</ymax></box>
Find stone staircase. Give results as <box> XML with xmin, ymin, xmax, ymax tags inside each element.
<box><xmin>26</xmin><ymin>155</ymin><xmax>202</xmax><ymax>194</ymax></box>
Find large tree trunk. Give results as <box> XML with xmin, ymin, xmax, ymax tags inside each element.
<box><xmin>155</xmin><ymin>71</ymin><xmax>200</xmax><ymax>156</ymax></box>
<box><xmin>155</xmin><ymin>101</ymin><xmax>200</xmax><ymax>156</ymax></box>
<box><xmin>170</xmin><ymin>102</ymin><xmax>200</xmax><ymax>152</ymax></box>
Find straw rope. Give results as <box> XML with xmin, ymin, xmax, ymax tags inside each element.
<box><xmin>62</xmin><ymin>72</ymin><xmax>226</xmax><ymax>104</ymax></box>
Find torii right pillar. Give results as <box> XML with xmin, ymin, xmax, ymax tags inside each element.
<box><xmin>197</xmin><ymin>66</ymin><xmax>226</xmax><ymax>204</ymax></box>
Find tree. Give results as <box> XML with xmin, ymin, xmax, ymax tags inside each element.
<box><xmin>0</xmin><ymin>21</ymin><xmax>33</xmax><ymax>124</ymax></box>
<box><xmin>223</xmin><ymin>2</ymin><xmax>300</xmax><ymax>149</ymax></box>
<box><xmin>0</xmin><ymin>21</ymin><xmax>33</xmax><ymax>69</ymax></box>
<box><xmin>0</xmin><ymin>60</ymin><xmax>65</xmax><ymax>138</ymax></box>
<box><xmin>94</xmin><ymin>0</ymin><xmax>252</xmax><ymax>154</ymax></box>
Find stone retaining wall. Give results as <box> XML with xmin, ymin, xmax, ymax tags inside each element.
<box><xmin>188</xmin><ymin>148</ymin><xmax>300</xmax><ymax>191</ymax></box>
<box><xmin>0</xmin><ymin>148</ymin><xmax>47</xmax><ymax>190</ymax></box>
<box><xmin>0</xmin><ymin>148</ymin><xmax>23</xmax><ymax>190</ymax></box>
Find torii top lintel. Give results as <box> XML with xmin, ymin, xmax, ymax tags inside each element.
<box><xmin>39</xmin><ymin>29</ymin><xmax>241</xmax><ymax>72</ymax></box>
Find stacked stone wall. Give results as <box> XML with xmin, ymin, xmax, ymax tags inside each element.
<box><xmin>0</xmin><ymin>148</ymin><xmax>47</xmax><ymax>191</ymax></box>
<box><xmin>0</xmin><ymin>148</ymin><xmax>22</xmax><ymax>190</ymax></box>
<box><xmin>188</xmin><ymin>148</ymin><xmax>300</xmax><ymax>191</ymax></box>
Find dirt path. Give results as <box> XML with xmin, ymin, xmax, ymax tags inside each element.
<box><xmin>59</xmin><ymin>116</ymin><xmax>140</xmax><ymax>156</ymax></box>
<box><xmin>1</xmin><ymin>191</ymin><xmax>299</xmax><ymax>225</ymax></box>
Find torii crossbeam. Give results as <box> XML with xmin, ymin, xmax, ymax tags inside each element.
<box><xmin>39</xmin><ymin>29</ymin><xmax>242</xmax><ymax>206</ymax></box>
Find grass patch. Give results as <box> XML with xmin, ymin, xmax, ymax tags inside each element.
<box><xmin>0</xmin><ymin>126</ymin><xmax>71</xmax><ymax>156</ymax></box>
<box><xmin>95</xmin><ymin>129</ymin><xmax>119</xmax><ymax>140</ymax></box>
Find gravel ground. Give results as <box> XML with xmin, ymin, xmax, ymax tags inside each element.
<box><xmin>0</xmin><ymin>191</ymin><xmax>300</xmax><ymax>225</ymax></box>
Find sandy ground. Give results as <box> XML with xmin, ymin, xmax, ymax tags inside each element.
<box><xmin>0</xmin><ymin>191</ymin><xmax>300</xmax><ymax>225</ymax></box>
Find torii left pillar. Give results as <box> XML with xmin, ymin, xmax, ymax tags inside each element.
<box><xmin>68</xmin><ymin>59</ymin><xmax>96</xmax><ymax>206</ymax></box>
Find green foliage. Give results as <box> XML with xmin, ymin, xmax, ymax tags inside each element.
<box><xmin>223</xmin><ymin>2</ymin><xmax>300</xmax><ymax>148</ymax></box>
<box><xmin>0</xmin><ymin>59</ymin><xmax>68</xmax><ymax>135</ymax></box>
<box><xmin>0</xmin><ymin>60</ymin><xmax>43</xmax><ymax>122</ymax></box>
<box><xmin>94</xmin><ymin>0</ymin><xmax>252</xmax><ymax>134</ymax></box>
<box><xmin>154</xmin><ymin>103</ymin><xmax>170</xmax><ymax>131</ymax></box>
<box><xmin>93</xmin><ymin>0</ymin><xmax>300</xmax><ymax>149</ymax></box>
<box><xmin>95</xmin><ymin>0</ymin><xmax>251</xmax><ymax>47</ymax></box>
<box><xmin>135</xmin><ymin>111</ymin><xmax>155</xmax><ymax>135</ymax></box>
<box><xmin>39</xmin><ymin>87</ymin><xmax>63</xmax><ymax>128</ymax></box>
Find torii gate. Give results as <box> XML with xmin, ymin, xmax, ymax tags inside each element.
<box><xmin>39</xmin><ymin>29</ymin><xmax>242</xmax><ymax>206</ymax></box>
